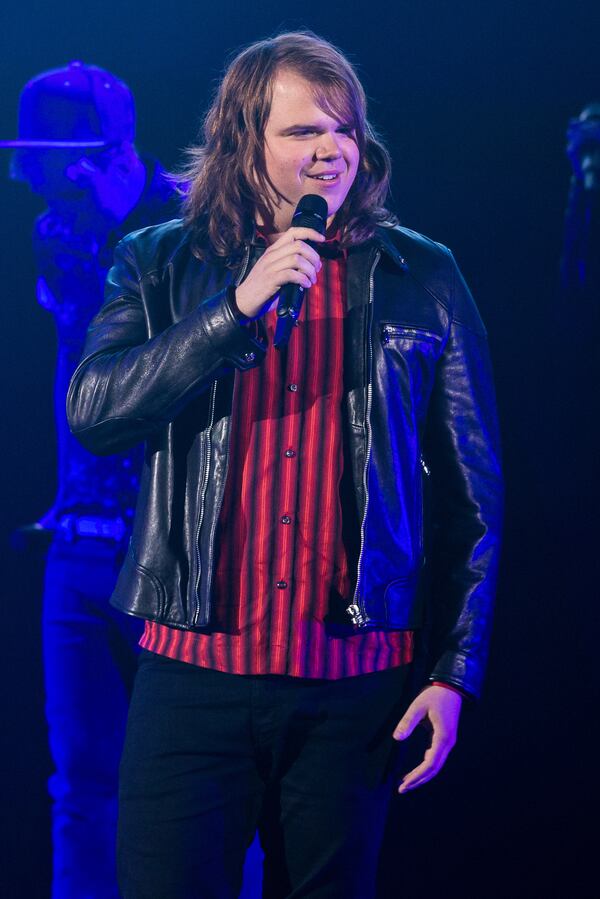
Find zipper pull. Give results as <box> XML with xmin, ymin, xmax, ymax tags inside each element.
<box><xmin>346</xmin><ymin>603</ymin><xmax>368</xmax><ymax>627</ymax></box>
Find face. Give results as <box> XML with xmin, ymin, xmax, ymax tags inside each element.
<box><xmin>11</xmin><ymin>147</ymin><xmax>89</xmax><ymax>200</ymax></box>
<box><xmin>261</xmin><ymin>69</ymin><xmax>360</xmax><ymax>232</ymax></box>
<box><xmin>11</xmin><ymin>145</ymin><xmax>124</xmax><ymax>201</ymax></box>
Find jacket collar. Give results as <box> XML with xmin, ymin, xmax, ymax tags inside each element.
<box><xmin>246</xmin><ymin>218</ymin><xmax>408</xmax><ymax>266</ymax></box>
<box><xmin>343</xmin><ymin>227</ymin><xmax>409</xmax><ymax>310</ymax></box>
<box><xmin>373</xmin><ymin>226</ymin><xmax>410</xmax><ymax>271</ymax></box>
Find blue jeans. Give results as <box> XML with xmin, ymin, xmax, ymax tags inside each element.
<box><xmin>118</xmin><ymin>651</ymin><xmax>412</xmax><ymax>898</ymax></box>
<box><xmin>43</xmin><ymin>536</ymin><xmax>142</xmax><ymax>898</ymax></box>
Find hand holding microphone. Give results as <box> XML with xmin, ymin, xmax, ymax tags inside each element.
<box><xmin>234</xmin><ymin>195</ymin><xmax>328</xmax><ymax>347</ymax></box>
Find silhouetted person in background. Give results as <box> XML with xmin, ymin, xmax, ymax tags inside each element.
<box><xmin>555</xmin><ymin>102</ymin><xmax>600</xmax><ymax>685</ymax></box>
<box><xmin>1</xmin><ymin>61</ymin><xmax>175</xmax><ymax>898</ymax></box>
<box><xmin>561</xmin><ymin>102</ymin><xmax>600</xmax><ymax>299</ymax></box>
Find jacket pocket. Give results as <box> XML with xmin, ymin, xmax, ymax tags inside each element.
<box><xmin>128</xmin><ymin>538</ymin><xmax>168</xmax><ymax>612</ymax></box>
<box><xmin>381</xmin><ymin>323</ymin><xmax>443</xmax><ymax>345</ymax></box>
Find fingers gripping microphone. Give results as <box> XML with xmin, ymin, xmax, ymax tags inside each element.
<box><xmin>274</xmin><ymin>194</ymin><xmax>328</xmax><ymax>350</ymax></box>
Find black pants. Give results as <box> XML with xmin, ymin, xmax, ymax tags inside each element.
<box><xmin>118</xmin><ymin>650</ymin><xmax>412</xmax><ymax>899</ymax></box>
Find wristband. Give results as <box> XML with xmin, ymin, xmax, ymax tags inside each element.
<box><xmin>431</xmin><ymin>680</ymin><xmax>468</xmax><ymax>699</ymax></box>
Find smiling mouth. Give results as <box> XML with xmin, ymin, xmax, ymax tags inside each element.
<box><xmin>306</xmin><ymin>172</ymin><xmax>341</xmax><ymax>181</ymax></box>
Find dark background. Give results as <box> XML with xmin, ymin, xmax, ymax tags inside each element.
<box><xmin>1</xmin><ymin>1</ymin><xmax>598</xmax><ymax>896</ymax></box>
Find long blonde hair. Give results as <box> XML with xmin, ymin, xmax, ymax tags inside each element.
<box><xmin>177</xmin><ymin>31</ymin><xmax>395</xmax><ymax>265</ymax></box>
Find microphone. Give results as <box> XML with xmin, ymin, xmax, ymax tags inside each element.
<box><xmin>274</xmin><ymin>194</ymin><xmax>328</xmax><ymax>350</ymax></box>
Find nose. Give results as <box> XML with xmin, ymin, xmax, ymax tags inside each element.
<box><xmin>314</xmin><ymin>130</ymin><xmax>342</xmax><ymax>159</ymax></box>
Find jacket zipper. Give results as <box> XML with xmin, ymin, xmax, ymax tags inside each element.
<box><xmin>193</xmin><ymin>381</ymin><xmax>218</xmax><ymax>624</ymax></box>
<box><xmin>346</xmin><ymin>249</ymin><xmax>380</xmax><ymax>628</ymax></box>
<box><xmin>382</xmin><ymin>324</ymin><xmax>441</xmax><ymax>343</ymax></box>
<box><xmin>419</xmin><ymin>455</ymin><xmax>430</xmax><ymax>558</ymax></box>
<box><xmin>193</xmin><ymin>244</ymin><xmax>251</xmax><ymax>626</ymax></box>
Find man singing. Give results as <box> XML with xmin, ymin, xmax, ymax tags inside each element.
<box><xmin>67</xmin><ymin>31</ymin><xmax>503</xmax><ymax>899</ymax></box>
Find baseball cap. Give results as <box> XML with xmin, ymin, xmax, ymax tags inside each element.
<box><xmin>0</xmin><ymin>60</ymin><xmax>135</xmax><ymax>149</ymax></box>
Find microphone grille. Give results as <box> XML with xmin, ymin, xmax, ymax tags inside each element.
<box><xmin>292</xmin><ymin>194</ymin><xmax>328</xmax><ymax>233</ymax></box>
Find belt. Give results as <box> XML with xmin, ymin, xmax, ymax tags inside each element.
<box><xmin>57</xmin><ymin>514</ymin><xmax>127</xmax><ymax>542</ymax></box>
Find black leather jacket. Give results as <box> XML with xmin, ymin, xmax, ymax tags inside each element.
<box><xmin>67</xmin><ymin>219</ymin><xmax>503</xmax><ymax>699</ymax></box>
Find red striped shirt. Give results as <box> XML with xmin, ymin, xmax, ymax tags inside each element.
<box><xmin>141</xmin><ymin>245</ymin><xmax>413</xmax><ymax>677</ymax></box>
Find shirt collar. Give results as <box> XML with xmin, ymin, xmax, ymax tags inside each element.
<box><xmin>252</xmin><ymin>223</ymin><xmax>345</xmax><ymax>259</ymax></box>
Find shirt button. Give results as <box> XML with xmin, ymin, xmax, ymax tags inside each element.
<box><xmin>287</xmin><ymin>383</ymin><xmax>298</xmax><ymax>392</ymax></box>
<box><xmin>242</xmin><ymin>351</ymin><xmax>255</xmax><ymax>363</ymax></box>
<box><xmin>276</xmin><ymin>580</ymin><xmax>288</xmax><ymax>589</ymax></box>
<box><xmin>280</xmin><ymin>515</ymin><xmax>291</xmax><ymax>524</ymax></box>
<box><xmin>284</xmin><ymin>449</ymin><xmax>296</xmax><ymax>458</ymax></box>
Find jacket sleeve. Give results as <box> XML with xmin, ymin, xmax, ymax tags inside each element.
<box><xmin>66</xmin><ymin>236</ymin><xmax>266</xmax><ymax>455</ymax></box>
<box><xmin>423</xmin><ymin>251</ymin><xmax>504</xmax><ymax>700</ymax></box>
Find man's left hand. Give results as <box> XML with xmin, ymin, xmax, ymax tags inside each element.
<box><xmin>392</xmin><ymin>685</ymin><xmax>462</xmax><ymax>794</ymax></box>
